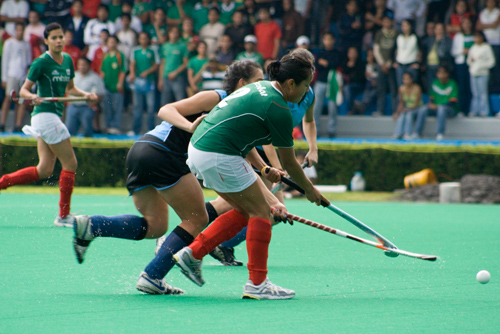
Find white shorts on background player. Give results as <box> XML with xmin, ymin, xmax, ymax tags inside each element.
<box><xmin>23</xmin><ymin>112</ymin><xmax>71</xmax><ymax>145</ymax></box>
<box><xmin>187</xmin><ymin>143</ymin><xmax>258</xmax><ymax>193</ymax></box>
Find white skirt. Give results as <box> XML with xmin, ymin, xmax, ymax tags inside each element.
<box><xmin>23</xmin><ymin>112</ymin><xmax>71</xmax><ymax>145</ymax></box>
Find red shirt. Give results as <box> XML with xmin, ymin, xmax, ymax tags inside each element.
<box><xmin>449</xmin><ymin>12</ymin><xmax>471</xmax><ymax>37</ymax></box>
<box><xmin>254</xmin><ymin>20</ymin><xmax>282</xmax><ymax>60</ymax></box>
<box><xmin>83</xmin><ymin>0</ymin><xmax>101</xmax><ymax>19</ymax></box>
<box><xmin>63</xmin><ymin>45</ymin><xmax>82</xmax><ymax>69</ymax></box>
<box><xmin>91</xmin><ymin>47</ymin><xmax>105</xmax><ymax>74</ymax></box>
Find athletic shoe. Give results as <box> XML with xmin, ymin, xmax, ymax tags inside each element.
<box><xmin>173</xmin><ymin>247</ymin><xmax>205</xmax><ymax>286</ymax></box>
<box><xmin>436</xmin><ymin>134</ymin><xmax>444</xmax><ymax>141</ymax></box>
<box><xmin>73</xmin><ymin>215</ymin><xmax>94</xmax><ymax>264</ymax></box>
<box><xmin>54</xmin><ymin>214</ymin><xmax>75</xmax><ymax>227</ymax></box>
<box><xmin>242</xmin><ymin>278</ymin><xmax>295</xmax><ymax>300</ymax></box>
<box><xmin>155</xmin><ymin>235</ymin><xmax>167</xmax><ymax>255</ymax></box>
<box><xmin>209</xmin><ymin>245</ymin><xmax>243</xmax><ymax>266</ymax></box>
<box><xmin>136</xmin><ymin>271</ymin><xmax>184</xmax><ymax>295</ymax></box>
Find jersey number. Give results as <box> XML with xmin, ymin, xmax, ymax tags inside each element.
<box><xmin>217</xmin><ymin>87</ymin><xmax>251</xmax><ymax>108</ymax></box>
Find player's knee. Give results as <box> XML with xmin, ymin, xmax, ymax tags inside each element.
<box><xmin>145</xmin><ymin>219</ymin><xmax>168</xmax><ymax>238</ymax></box>
<box><xmin>36</xmin><ymin>165</ymin><xmax>54</xmax><ymax>179</ymax></box>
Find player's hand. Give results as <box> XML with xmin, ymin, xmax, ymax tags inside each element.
<box><xmin>86</xmin><ymin>92</ymin><xmax>98</xmax><ymax>102</ymax></box>
<box><xmin>305</xmin><ymin>186</ymin><xmax>329</xmax><ymax>206</ymax></box>
<box><xmin>304</xmin><ymin>151</ymin><xmax>318</xmax><ymax>166</ymax></box>
<box><xmin>188</xmin><ymin>114</ymin><xmax>207</xmax><ymax>133</ymax></box>
<box><xmin>31</xmin><ymin>95</ymin><xmax>42</xmax><ymax>105</ymax></box>
<box><xmin>262</xmin><ymin>166</ymin><xmax>284</xmax><ymax>183</ymax></box>
<box><xmin>271</xmin><ymin>205</ymin><xmax>292</xmax><ymax>225</ymax></box>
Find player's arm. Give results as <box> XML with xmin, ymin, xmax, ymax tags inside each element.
<box><xmin>66</xmin><ymin>79</ymin><xmax>98</xmax><ymax>101</ymax></box>
<box><xmin>302</xmin><ymin>99</ymin><xmax>318</xmax><ymax>166</ymax></box>
<box><xmin>246</xmin><ymin>148</ymin><xmax>282</xmax><ymax>183</ymax></box>
<box><xmin>262</xmin><ymin>144</ymin><xmax>283</xmax><ymax>170</ymax></box>
<box><xmin>20</xmin><ymin>79</ymin><xmax>41</xmax><ymax>104</ymax></box>
<box><xmin>157</xmin><ymin>90</ymin><xmax>220</xmax><ymax>132</ymax></box>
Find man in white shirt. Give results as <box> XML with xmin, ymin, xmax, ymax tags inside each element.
<box><xmin>199</xmin><ymin>7</ymin><xmax>226</xmax><ymax>56</ymax></box>
<box><xmin>0</xmin><ymin>23</ymin><xmax>31</xmax><ymax>132</ymax></box>
<box><xmin>84</xmin><ymin>4</ymin><xmax>116</xmax><ymax>60</ymax></box>
<box><xmin>0</xmin><ymin>0</ymin><xmax>29</xmax><ymax>36</ymax></box>
<box><xmin>387</xmin><ymin>0</ymin><xmax>426</xmax><ymax>31</ymax></box>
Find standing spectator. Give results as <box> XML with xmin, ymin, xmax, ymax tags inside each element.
<box><xmin>224</xmin><ymin>10</ymin><xmax>253</xmax><ymax>54</ymax></box>
<box><xmin>392</xmin><ymin>72</ymin><xmax>424</xmax><ymax>139</ymax></box>
<box><xmin>43</xmin><ymin>0</ymin><xmax>73</xmax><ymax>24</ymax></box>
<box><xmin>351</xmin><ymin>48</ymin><xmax>379</xmax><ymax>114</ymax></box>
<box><xmin>451</xmin><ymin>16</ymin><xmax>474</xmax><ymax>114</ymax></box>
<box><xmin>133</xmin><ymin>0</ymin><xmax>152</xmax><ymax>25</ymax></box>
<box><xmin>201</xmin><ymin>57</ymin><xmax>225</xmax><ymax>90</ymax></box>
<box><xmin>63</xmin><ymin>0</ymin><xmax>90</xmax><ymax>52</ymax></box>
<box><xmin>115</xmin><ymin>2</ymin><xmax>143</xmax><ymax>34</ymax></box>
<box><xmin>476</xmin><ymin>0</ymin><xmax>500</xmax><ymax>93</ymax></box>
<box><xmin>100</xmin><ymin>35</ymin><xmax>126</xmax><ymax>134</ymax></box>
<box><xmin>365</xmin><ymin>0</ymin><xmax>393</xmax><ymax>33</ymax></box>
<box><xmin>128</xmin><ymin>32</ymin><xmax>160</xmax><ymax>135</ymax></box>
<box><xmin>342</xmin><ymin>46</ymin><xmax>366</xmax><ymax>115</ymax></box>
<box><xmin>0</xmin><ymin>0</ymin><xmax>29</xmax><ymax>37</ymax></box>
<box><xmin>63</xmin><ymin>30</ymin><xmax>83</xmax><ymax>69</ymax></box>
<box><xmin>144</xmin><ymin>8</ymin><xmax>168</xmax><ymax>50</ymax></box>
<box><xmin>422</xmin><ymin>23</ymin><xmax>453</xmax><ymax>93</ymax></box>
<box><xmin>313</xmin><ymin>32</ymin><xmax>342</xmax><ymax>137</ymax></box>
<box><xmin>467</xmin><ymin>31</ymin><xmax>496</xmax><ymax>116</ymax></box>
<box><xmin>82</xmin><ymin>0</ymin><xmax>100</xmax><ymax>19</ymax></box>
<box><xmin>23</xmin><ymin>10</ymin><xmax>46</xmax><ymax>60</ymax></box>
<box><xmin>427</xmin><ymin>0</ymin><xmax>452</xmax><ymax>24</ymax></box>
<box><xmin>108</xmin><ymin>0</ymin><xmax>123</xmax><ymax>22</ymax></box>
<box><xmin>416</xmin><ymin>66</ymin><xmax>459</xmax><ymax>140</ymax></box>
<box><xmin>159</xmin><ymin>26</ymin><xmax>189</xmax><ymax>106</ymax></box>
<box><xmin>394</xmin><ymin>19</ymin><xmax>419</xmax><ymax>87</ymax></box>
<box><xmin>215</xmin><ymin>34</ymin><xmax>235</xmax><ymax>66</ymax></box>
<box><xmin>84</xmin><ymin>5</ymin><xmax>116</xmax><ymax>62</ymax></box>
<box><xmin>373</xmin><ymin>15</ymin><xmax>398</xmax><ymax>116</ymax></box>
<box><xmin>199</xmin><ymin>7</ymin><xmax>226</xmax><ymax>56</ymax></box>
<box><xmin>187</xmin><ymin>40</ymin><xmax>209</xmax><ymax>95</ymax></box>
<box><xmin>116</xmin><ymin>13</ymin><xmax>138</xmax><ymax>62</ymax></box>
<box><xmin>90</xmin><ymin>29</ymin><xmax>110</xmax><ymax>73</ymax></box>
<box><xmin>281</xmin><ymin>0</ymin><xmax>304</xmax><ymax>52</ymax></box>
<box><xmin>166</xmin><ymin>0</ymin><xmax>194</xmax><ymax>27</ymax></box>
<box><xmin>447</xmin><ymin>0</ymin><xmax>472</xmax><ymax>37</ymax></box>
<box><xmin>254</xmin><ymin>6</ymin><xmax>282</xmax><ymax>60</ymax></box>
<box><xmin>66</xmin><ymin>57</ymin><xmax>106</xmax><ymax>137</ymax></box>
<box><xmin>337</xmin><ymin>0</ymin><xmax>364</xmax><ymax>54</ymax></box>
<box><xmin>220</xmin><ymin>0</ymin><xmax>238</xmax><ymax>25</ymax></box>
<box><xmin>387</xmin><ymin>0</ymin><xmax>426</xmax><ymax>31</ymax></box>
<box><xmin>236</xmin><ymin>34</ymin><xmax>264</xmax><ymax>66</ymax></box>
<box><xmin>240</xmin><ymin>0</ymin><xmax>259</xmax><ymax>26</ymax></box>
<box><xmin>180</xmin><ymin>17</ymin><xmax>196</xmax><ymax>44</ymax></box>
<box><xmin>192</xmin><ymin>0</ymin><xmax>212</xmax><ymax>34</ymax></box>
<box><xmin>0</xmin><ymin>23</ymin><xmax>31</xmax><ymax>133</ymax></box>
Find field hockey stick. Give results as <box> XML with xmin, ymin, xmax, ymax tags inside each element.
<box><xmin>261</xmin><ymin>168</ymin><xmax>399</xmax><ymax>252</ymax></box>
<box><xmin>282</xmin><ymin>211</ymin><xmax>437</xmax><ymax>262</ymax></box>
<box><xmin>10</xmin><ymin>90</ymin><xmax>89</xmax><ymax>105</ymax></box>
<box><xmin>270</xmin><ymin>161</ymin><xmax>310</xmax><ymax>194</ymax></box>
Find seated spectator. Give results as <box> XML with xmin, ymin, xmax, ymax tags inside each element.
<box><xmin>128</xmin><ymin>32</ymin><xmax>160</xmax><ymax>135</ymax></box>
<box><xmin>342</xmin><ymin>46</ymin><xmax>366</xmax><ymax>115</ymax></box>
<box><xmin>451</xmin><ymin>16</ymin><xmax>474</xmax><ymax>115</ymax></box>
<box><xmin>0</xmin><ymin>23</ymin><xmax>31</xmax><ymax>133</ymax></box>
<box><xmin>0</xmin><ymin>0</ymin><xmax>29</xmax><ymax>37</ymax></box>
<box><xmin>414</xmin><ymin>66</ymin><xmax>459</xmax><ymax>140</ymax></box>
<box><xmin>422</xmin><ymin>23</ymin><xmax>453</xmax><ymax>94</ymax></box>
<box><xmin>159</xmin><ymin>26</ymin><xmax>188</xmax><ymax>105</ymax></box>
<box><xmin>235</xmin><ymin>34</ymin><xmax>264</xmax><ymax>66</ymax></box>
<box><xmin>394</xmin><ymin>19</ymin><xmax>419</xmax><ymax>87</ymax></box>
<box><xmin>467</xmin><ymin>31</ymin><xmax>496</xmax><ymax>117</ymax></box>
<box><xmin>85</xmin><ymin>5</ymin><xmax>116</xmax><ymax>62</ymax></box>
<box><xmin>199</xmin><ymin>7</ymin><xmax>226</xmax><ymax>56</ymax></box>
<box><xmin>476</xmin><ymin>0</ymin><xmax>500</xmax><ymax>93</ymax></box>
<box><xmin>392</xmin><ymin>72</ymin><xmax>425</xmax><ymax>139</ymax></box>
<box><xmin>446</xmin><ymin>0</ymin><xmax>472</xmax><ymax>38</ymax></box>
<box><xmin>224</xmin><ymin>10</ymin><xmax>253</xmax><ymax>54</ymax></box>
<box><xmin>201</xmin><ymin>57</ymin><xmax>225</xmax><ymax>90</ymax></box>
<box><xmin>116</xmin><ymin>13</ymin><xmax>138</xmax><ymax>62</ymax></box>
<box><xmin>215</xmin><ymin>34</ymin><xmax>235</xmax><ymax>67</ymax></box>
<box><xmin>187</xmin><ymin>40</ymin><xmax>209</xmax><ymax>95</ymax></box>
<box><xmin>219</xmin><ymin>0</ymin><xmax>238</xmax><ymax>26</ymax></box>
<box><xmin>281</xmin><ymin>0</ymin><xmax>304</xmax><ymax>52</ymax></box>
<box><xmin>254</xmin><ymin>6</ymin><xmax>281</xmax><ymax>60</ymax></box>
<box><xmin>24</xmin><ymin>10</ymin><xmax>46</xmax><ymax>60</ymax></box>
<box><xmin>63</xmin><ymin>0</ymin><xmax>89</xmax><ymax>52</ymax></box>
<box><xmin>337</xmin><ymin>0</ymin><xmax>364</xmax><ymax>54</ymax></box>
<box><xmin>66</xmin><ymin>57</ymin><xmax>106</xmax><ymax>137</ymax></box>
<box><xmin>100</xmin><ymin>35</ymin><xmax>126</xmax><ymax>135</ymax></box>
<box><xmin>115</xmin><ymin>2</ymin><xmax>142</xmax><ymax>34</ymax></box>
<box><xmin>63</xmin><ymin>30</ymin><xmax>83</xmax><ymax>69</ymax></box>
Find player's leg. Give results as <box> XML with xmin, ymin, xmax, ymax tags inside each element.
<box><xmin>14</xmin><ymin>104</ymin><xmax>26</xmax><ymax>132</ymax></box>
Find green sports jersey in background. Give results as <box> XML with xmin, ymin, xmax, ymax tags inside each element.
<box><xmin>131</xmin><ymin>46</ymin><xmax>160</xmax><ymax>82</ymax></box>
<box><xmin>191</xmin><ymin>80</ymin><xmax>294</xmax><ymax>157</ymax></box>
<box><xmin>160</xmin><ymin>41</ymin><xmax>188</xmax><ymax>77</ymax></box>
<box><xmin>236</xmin><ymin>51</ymin><xmax>264</xmax><ymax>66</ymax></box>
<box><xmin>101</xmin><ymin>51</ymin><xmax>126</xmax><ymax>92</ymax></box>
<box><xmin>430</xmin><ymin>78</ymin><xmax>459</xmax><ymax>112</ymax></box>
<box><xmin>27</xmin><ymin>52</ymin><xmax>75</xmax><ymax>117</ymax></box>
<box><xmin>187</xmin><ymin>56</ymin><xmax>208</xmax><ymax>88</ymax></box>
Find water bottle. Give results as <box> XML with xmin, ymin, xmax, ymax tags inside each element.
<box><xmin>350</xmin><ymin>171</ymin><xmax>366</xmax><ymax>191</ymax></box>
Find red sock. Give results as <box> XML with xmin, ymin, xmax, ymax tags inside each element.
<box><xmin>190</xmin><ymin>209</ymin><xmax>248</xmax><ymax>260</ymax></box>
<box><xmin>247</xmin><ymin>217</ymin><xmax>272</xmax><ymax>285</ymax></box>
<box><xmin>0</xmin><ymin>166</ymin><xmax>39</xmax><ymax>190</ymax></box>
<box><xmin>59</xmin><ymin>170</ymin><xmax>75</xmax><ymax>219</ymax></box>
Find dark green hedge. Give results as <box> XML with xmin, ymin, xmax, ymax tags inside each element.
<box><xmin>2</xmin><ymin>137</ymin><xmax>500</xmax><ymax>191</ymax></box>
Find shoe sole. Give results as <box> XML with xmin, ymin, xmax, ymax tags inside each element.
<box><xmin>173</xmin><ymin>254</ymin><xmax>205</xmax><ymax>287</ymax></box>
<box><xmin>241</xmin><ymin>292</ymin><xmax>295</xmax><ymax>300</ymax></box>
<box><xmin>136</xmin><ymin>284</ymin><xmax>162</xmax><ymax>295</ymax></box>
<box><xmin>54</xmin><ymin>221</ymin><xmax>74</xmax><ymax>227</ymax></box>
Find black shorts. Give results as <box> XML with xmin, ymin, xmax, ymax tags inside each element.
<box><xmin>126</xmin><ymin>135</ymin><xmax>191</xmax><ymax>194</ymax></box>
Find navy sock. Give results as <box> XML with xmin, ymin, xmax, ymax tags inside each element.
<box><xmin>90</xmin><ymin>215</ymin><xmax>148</xmax><ymax>240</ymax></box>
<box><xmin>145</xmin><ymin>226</ymin><xmax>194</xmax><ymax>280</ymax></box>
<box><xmin>205</xmin><ymin>201</ymin><xmax>219</xmax><ymax>224</ymax></box>
<box><xmin>221</xmin><ymin>227</ymin><xmax>247</xmax><ymax>248</ymax></box>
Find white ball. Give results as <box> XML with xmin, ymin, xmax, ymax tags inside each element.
<box><xmin>476</xmin><ymin>270</ymin><xmax>491</xmax><ymax>284</ymax></box>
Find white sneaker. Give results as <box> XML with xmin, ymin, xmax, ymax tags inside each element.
<box><xmin>173</xmin><ymin>247</ymin><xmax>205</xmax><ymax>287</ymax></box>
<box><xmin>54</xmin><ymin>214</ymin><xmax>75</xmax><ymax>227</ymax></box>
<box><xmin>155</xmin><ymin>235</ymin><xmax>167</xmax><ymax>255</ymax></box>
<box><xmin>436</xmin><ymin>134</ymin><xmax>444</xmax><ymax>141</ymax></box>
<box><xmin>410</xmin><ymin>133</ymin><xmax>420</xmax><ymax>140</ymax></box>
<box><xmin>126</xmin><ymin>130</ymin><xmax>136</xmax><ymax>136</ymax></box>
<box><xmin>73</xmin><ymin>215</ymin><xmax>94</xmax><ymax>264</ymax></box>
<box><xmin>242</xmin><ymin>278</ymin><xmax>295</xmax><ymax>300</ymax></box>
<box><xmin>136</xmin><ymin>271</ymin><xmax>184</xmax><ymax>295</ymax></box>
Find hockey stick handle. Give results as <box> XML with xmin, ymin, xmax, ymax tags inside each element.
<box><xmin>284</xmin><ymin>212</ymin><xmax>437</xmax><ymax>262</ymax></box>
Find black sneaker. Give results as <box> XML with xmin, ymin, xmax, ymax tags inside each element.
<box><xmin>13</xmin><ymin>126</ymin><xmax>23</xmax><ymax>133</ymax></box>
<box><xmin>209</xmin><ymin>245</ymin><xmax>243</xmax><ymax>266</ymax></box>
<box><xmin>0</xmin><ymin>124</ymin><xmax>4</xmax><ymax>132</ymax></box>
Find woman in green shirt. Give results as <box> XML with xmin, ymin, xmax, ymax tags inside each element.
<box><xmin>159</xmin><ymin>26</ymin><xmax>188</xmax><ymax>105</ymax></box>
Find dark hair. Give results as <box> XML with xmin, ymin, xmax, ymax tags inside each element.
<box><xmin>97</xmin><ymin>4</ymin><xmax>109</xmax><ymax>12</ymax></box>
<box><xmin>15</xmin><ymin>22</ymin><xmax>25</xmax><ymax>29</ymax></box>
<box><xmin>107</xmin><ymin>35</ymin><xmax>120</xmax><ymax>43</ymax></box>
<box><xmin>77</xmin><ymin>57</ymin><xmax>91</xmax><ymax>65</ymax></box>
<box><xmin>122</xmin><ymin>13</ymin><xmax>131</xmax><ymax>21</ymax></box>
<box><xmin>223</xmin><ymin>60</ymin><xmax>262</xmax><ymax>94</ymax></box>
<box><xmin>139</xmin><ymin>31</ymin><xmax>151</xmax><ymax>40</ymax></box>
<box><xmin>73</xmin><ymin>0</ymin><xmax>83</xmax><ymax>5</ymax></box>
<box><xmin>209</xmin><ymin>7</ymin><xmax>220</xmax><ymax>15</ymax></box>
<box><xmin>100</xmin><ymin>29</ymin><xmax>110</xmax><ymax>36</ymax></box>
<box><xmin>44</xmin><ymin>22</ymin><xmax>63</xmax><ymax>39</ymax></box>
<box><xmin>267</xmin><ymin>49</ymin><xmax>315</xmax><ymax>84</ymax></box>
<box><xmin>322</xmin><ymin>31</ymin><xmax>335</xmax><ymax>39</ymax></box>
<box><xmin>474</xmin><ymin>30</ymin><xmax>486</xmax><ymax>41</ymax></box>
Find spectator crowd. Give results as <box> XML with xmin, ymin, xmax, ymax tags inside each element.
<box><xmin>0</xmin><ymin>0</ymin><xmax>498</xmax><ymax>140</ymax></box>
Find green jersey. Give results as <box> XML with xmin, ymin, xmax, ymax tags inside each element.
<box><xmin>191</xmin><ymin>80</ymin><xmax>294</xmax><ymax>157</ymax></box>
<box><xmin>27</xmin><ymin>52</ymin><xmax>75</xmax><ymax>117</ymax></box>
<box><xmin>101</xmin><ymin>51</ymin><xmax>126</xmax><ymax>92</ymax></box>
<box><xmin>430</xmin><ymin>78</ymin><xmax>459</xmax><ymax>112</ymax></box>
<box><xmin>187</xmin><ymin>56</ymin><xmax>208</xmax><ymax>88</ymax></box>
<box><xmin>160</xmin><ymin>41</ymin><xmax>188</xmax><ymax>77</ymax></box>
<box><xmin>131</xmin><ymin>46</ymin><xmax>160</xmax><ymax>82</ymax></box>
<box><xmin>236</xmin><ymin>51</ymin><xmax>264</xmax><ymax>66</ymax></box>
